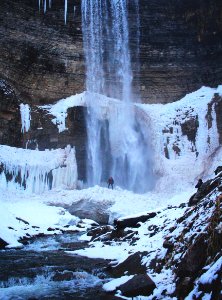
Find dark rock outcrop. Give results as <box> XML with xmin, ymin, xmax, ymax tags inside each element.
<box><xmin>188</xmin><ymin>176</ymin><xmax>221</xmax><ymax>206</ymax></box>
<box><xmin>109</xmin><ymin>252</ymin><xmax>148</xmax><ymax>277</ymax></box>
<box><xmin>0</xmin><ymin>238</ymin><xmax>8</xmax><ymax>250</ymax></box>
<box><xmin>137</xmin><ymin>0</ymin><xmax>222</xmax><ymax>103</ymax></box>
<box><xmin>118</xmin><ymin>274</ymin><xmax>156</xmax><ymax>297</ymax></box>
<box><xmin>114</xmin><ymin>212</ymin><xmax>157</xmax><ymax>230</ymax></box>
<box><xmin>0</xmin><ymin>0</ymin><xmax>84</xmax><ymax>106</ymax></box>
<box><xmin>0</xmin><ymin>80</ymin><xmax>22</xmax><ymax>146</ymax></box>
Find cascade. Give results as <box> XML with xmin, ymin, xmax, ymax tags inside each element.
<box><xmin>82</xmin><ymin>0</ymin><xmax>154</xmax><ymax>193</ymax></box>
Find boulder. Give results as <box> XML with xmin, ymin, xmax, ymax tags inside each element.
<box><xmin>0</xmin><ymin>238</ymin><xmax>8</xmax><ymax>249</ymax></box>
<box><xmin>118</xmin><ymin>274</ymin><xmax>156</xmax><ymax>297</ymax></box>
<box><xmin>87</xmin><ymin>225</ymin><xmax>113</xmax><ymax>241</ymax></box>
<box><xmin>52</xmin><ymin>271</ymin><xmax>74</xmax><ymax>282</ymax></box>
<box><xmin>188</xmin><ymin>178</ymin><xmax>221</xmax><ymax>206</ymax></box>
<box><xmin>214</xmin><ymin>166</ymin><xmax>222</xmax><ymax>175</ymax></box>
<box><xmin>176</xmin><ymin>234</ymin><xmax>207</xmax><ymax>278</ymax></box>
<box><xmin>110</xmin><ymin>252</ymin><xmax>148</xmax><ymax>277</ymax></box>
<box><xmin>67</xmin><ymin>199</ymin><xmax>112</xmax><ymax>224</ymax></box>
<box><xmin>114</xmin><ymin>212</ymin><xmax>157</xmax><ymax>230</ymax></box>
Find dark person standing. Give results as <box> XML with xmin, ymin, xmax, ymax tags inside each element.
<box><xmin>107</xmin><ymin>177</ymin><xmax>114</xmax><ymax>189</ymax></box>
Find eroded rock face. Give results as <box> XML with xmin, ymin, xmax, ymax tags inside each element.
<box><xmin>0</xmin><ymin>0</ymin><xmax>222</xmax><ymax>105</ymax></box>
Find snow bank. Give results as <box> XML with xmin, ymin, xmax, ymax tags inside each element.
<box><xmin>0</xmin><ymin>191</ymin><xmax>80</xmax><ymax>248</ymax></box>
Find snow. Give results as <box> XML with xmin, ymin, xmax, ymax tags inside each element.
<box><xmin>0</xmin><ymin>86</ymin><xmax>222</xmax><ymax>298</ymax></box>
<box><xmin>199</xmin><ymin>256</ymin><xmax>222</xmax><ymax>284</ymax></box>
<box><xmin>103</xmin><ymin>275</ymin><xmax>134</xmax><ymax>292</ymax></box>
<box><xmin>40</xmin><ymin>92</ymin><xmax>85</xmax><ymax>132</ymax></box>
<box><xmin>0</xmin><ymin>191</ymin><xmax>80</xmax><ymax>248</ymax></box>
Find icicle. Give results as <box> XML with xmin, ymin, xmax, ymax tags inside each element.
<box><xmin>44</xmin><ymin>0</ymin><xmax>47</xmax><ymax>13</ymax></box>
<box><xmin>64</xmin><ymin>0</ymin><xmax>68</xmax><ymax>24</ymax></box>
<box><xmin>49</xmin><ymin>0</ymin><xmax>52</xmax><ymax>9</ymax></box>
<box><xmin>20</xmin><ymin>104</ymin><xmax>31</xmax><ymax>133</ymax></box>
<box><xmin>74</xmin><ymin>5</ymin><xmax>76</xmax><ymax>18</ymax></box>
<box><xmin>38</xmin><ymin>0</ymin><xmax>41</xmax><ymax>11</ymax></box>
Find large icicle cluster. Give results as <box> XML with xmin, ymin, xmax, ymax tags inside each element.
<box><xmin>0</xmin><ymin>145</ymin><xmax>77</xmax><ymax>194</ymax></box>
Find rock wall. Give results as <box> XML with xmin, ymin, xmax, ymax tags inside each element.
<box><xmin>0</xmin><ymin>0</ymin><xmax>221</xmax><ymax>105</ymax></box>
<box><xmin>0</xmin><ymin>80</ymin><xmax>22</xmax><ymax>147</ymax></box>
<box><xmin>0</xmin><ymin>0</ymin><xmax>222</xmax><ymax>182</ymax></box>
<box><xmin>136</xmin><ymin>0</ymin><xmax>222</xmax><ymax>103</ymax></box>
<box><xmin>0</xmin><ymin>0</ymin><xmax>84</xmax><ymax>105</ymax></box>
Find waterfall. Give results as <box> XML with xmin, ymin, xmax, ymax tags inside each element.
<box><xmin>82</xmin><ymin>0</ymin><xmax>154</xmax><ymax>193</ymax></box>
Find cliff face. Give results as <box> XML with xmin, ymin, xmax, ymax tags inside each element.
<box><xmin>137</xmin><ymin>0</ymin><xmax>222</xmax><ymax>103</ymax></box>
<box><xmin>0</xmin><ymin>0</ymin><xmax>222</xmax><ymax>178</ymax></box>
<box><xmin>0</xmin><ymin>0</ymin><xmax>222</xmax><ymax>105</ymax></box>
<box><xmin>0</xmin><ymin>0</ymin><xmax>84</xmax><ymax>106</ymax></box>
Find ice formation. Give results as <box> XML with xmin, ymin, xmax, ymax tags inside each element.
<box><xmin>20</xmin><ymin>103</ymin><xmax>31</xmax><ymax>133</ymax></box>
<box><xmin>45</xmin><ymin>86</ymin><xmax>222</xmax><ymax>195</ymax></box>
<box><xmin>0</xmin><ymin>145</ymin><xmax>77</xmax><ymax>194</ymax></box>
<box><xmin>38</xmin><ymin>0</ymin><xmax>67</xmax><ymax>23</ymax></box>
<box><xmin>64</xmin><ymin>0</ymin><xmax>68</xmax><ymax>24</ymax></box>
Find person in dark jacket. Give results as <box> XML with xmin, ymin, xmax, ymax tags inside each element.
<box><xmin>195</xmin><ymin>179</ymin><xmax>203</xmax><ymax>189</ymax></box>
<box><xmin>107</xmin><ymin>176</ymin><xmax>114</xmax><ymax>189</ymax></box>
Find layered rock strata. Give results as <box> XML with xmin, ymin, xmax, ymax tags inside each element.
<box><xmin>0</xmin><ymin>0</ymin><xmax>221</xmax><ymax>105</ymax></box>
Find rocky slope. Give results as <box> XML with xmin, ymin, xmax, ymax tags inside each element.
<box><xmin>83</xmin><ymin>169</ymin><xmax>222</xmax><ymax>299</ymax></box>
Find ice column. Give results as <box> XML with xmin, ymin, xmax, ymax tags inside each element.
<box><xmin>20</xmin><ymin>103</ymin><xmax>31</xmax><ymax>133</ymax></box>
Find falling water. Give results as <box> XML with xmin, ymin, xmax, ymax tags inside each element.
<box><xmin>82</xmin><ymin>0</ymin><xmax>154</xmax><ymax>193</ymax></box>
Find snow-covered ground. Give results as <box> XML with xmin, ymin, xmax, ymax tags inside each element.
<box><xmin>0</xmin><ymin>86</ymin><xmax>222</xmax><ymax>299</ymax></box>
